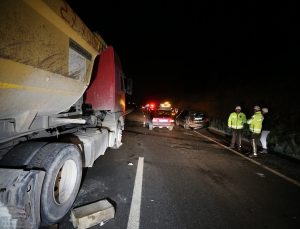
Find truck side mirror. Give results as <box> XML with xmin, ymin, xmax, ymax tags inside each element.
<box><xmin>125</xmin><ymin>78</ymin><xmax>133</xmax><ymax>95</ymax></box>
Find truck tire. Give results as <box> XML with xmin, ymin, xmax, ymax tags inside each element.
<box><xmin>112</xmin><ymin>121</ymin><xmax>123</xmax><ymax>149</ymax></box>
<box><xmin>29</xmin><ymin>143</ymin><xmax>82</xmax><ymax>225</ymax></box>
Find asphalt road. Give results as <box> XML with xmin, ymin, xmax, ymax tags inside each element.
<box><xmin>58</xmin><ymin>110</ymin><xmax>300</xmax><ymax>229</ymax></box>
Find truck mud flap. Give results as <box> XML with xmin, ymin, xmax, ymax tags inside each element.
<box><xmin>0</xmin><ymin>169</ymin><xmax>45</xmax><ymax>229</ymax></box>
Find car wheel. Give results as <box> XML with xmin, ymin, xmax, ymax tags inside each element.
<box><xmin>184</xmin><ymin>122</ymin><xmax>189</xmax><ymax>129</ymax></box>
<box><xmin>149</xmin><ymin>123</ymin><xmax>153</xmax><ymax>130</ymax></box>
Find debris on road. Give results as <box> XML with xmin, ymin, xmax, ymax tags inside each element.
<box><xmin>70</xmin><ymin>199</ymin><xmax>115</xmax><ymax>229</ymax></box>
<box><xmin>256</xmin><ymin>172</ymin><xmax>265</xmax><ymax>178</ymax></box>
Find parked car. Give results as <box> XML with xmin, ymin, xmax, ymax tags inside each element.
<box><xmin>147</xmin><ymin>109</ymin><xmax>174</xmax><ymax>131</ymax></box>
<box><xmin>175</xmin><ymin>110</ymin><xmax>209</xmax><ymax>129</ymax></box>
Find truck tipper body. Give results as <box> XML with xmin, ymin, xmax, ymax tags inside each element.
<box><xmin>0</xmin><ymin>0</ymin><xmax>130</xmax><ymax>227</ymax></box>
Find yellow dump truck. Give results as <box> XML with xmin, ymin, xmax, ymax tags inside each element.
<box><xmin>0</xmin><ymin>0</ymin><xmax>131</xmax><ymax>227</ymax></box>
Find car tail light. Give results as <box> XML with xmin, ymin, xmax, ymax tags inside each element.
<box><xmin>164</xmin><ymin>119</ymin><xmax>173</xmax><ymax>122</ymax></box>
<box><xmin>150</xmin><ymin>103</ymin><xmax>156</xmax><ymax>110</ymax></box>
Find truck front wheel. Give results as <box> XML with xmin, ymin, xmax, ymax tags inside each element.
<box><xmin>112</xmin><ymin>121</ymin><xmax>123</xmax><ymax>149</ymax></box>
<box><xmin>29</xmin><ymin>143</ymin><xmax>82</xmax><ymax>225</ymax></box>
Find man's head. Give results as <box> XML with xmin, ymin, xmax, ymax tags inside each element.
<box><xmin>262</xmin><ymin>107</ymin><xmax>268</xmax><ymax>114</ymax></box>
<box><xmin>254</xmin><ymin>105</ymin><xmax>261</xmax><ymax>111</ymax></box>
<box><xmin>235</xmin><ymin>106</ymin><xmax>241</xmax><ymax>113</ymax></box>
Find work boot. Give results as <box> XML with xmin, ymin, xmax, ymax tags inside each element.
<box><xmin>259</xmin><ymin>149</ymin><xmax>268</xmax><ymax>154</ymax></box>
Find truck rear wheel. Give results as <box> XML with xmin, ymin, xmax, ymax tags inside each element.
<box><xmin>29</xmin><ymin>143</ymin><xmax>82</xmax><ymax>225</ymax></box>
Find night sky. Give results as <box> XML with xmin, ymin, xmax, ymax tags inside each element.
<box><xmin>66</xmin><ymin>0</ymin><xmax>299</xmax><ymax>118</ymax></box>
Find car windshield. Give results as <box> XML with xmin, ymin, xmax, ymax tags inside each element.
<box><xmin>154</xmin><ymin>110</ymin><xmax>172</xmax><ymax>117</ymax></box>
<box><xmin>192</xmin><ymin>112</ymin><xmax>205</xmax><ymax>119</ymax></box>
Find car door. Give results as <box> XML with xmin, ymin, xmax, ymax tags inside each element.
<box><xmin>183</xmin><ymin>110</ymin><xmax>191</xmax><ymax>129</ymax></box>
<box><xmin>177</xmin><ymin>110</ymin><xmax>188</xmax><ymax>127</ymax></box>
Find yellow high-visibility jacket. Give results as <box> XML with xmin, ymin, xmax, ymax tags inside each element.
<box><xmin>247</xmin><ymin>111</ymin><xmax>264</xmax><ymax>134</ymax></box>
<box><xmin>228</xmin><ymin>112</ymin><xmax>247</xmax><ymax>129</ymax></box>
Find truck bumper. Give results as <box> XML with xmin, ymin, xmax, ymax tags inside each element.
<box><xmin>0</xmin><ymin>169</ymin><xmax>45</xmax><ymax>229</ymax></box>
<box><xmin>152</xmin><ymin>122</ymin><xmax>174</xmax><ymax>128</ymax></box>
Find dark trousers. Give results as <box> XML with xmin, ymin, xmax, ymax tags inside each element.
<box><xmin>230</xmin><ymin>129</ymin><xmax>242</xmax><ymax>149</ymax></box>
<box><xmin>250</xmin><ymin>133</ymin><xmax>261</xmax><ymax>154</ymax></box>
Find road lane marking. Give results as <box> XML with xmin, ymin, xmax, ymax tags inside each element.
<box><xmin>193</xmin><ymin>130</ymin><xmax>300</xmax><ymax>188</ymax></box>
<box><xmin>125</xmin><ymin>108</ymin><xmax>135</xmax><ymax>116</ymax></box>
<box><xmin>127</xmin><ymin>157</ymin><xmax>144</xmax><ymax>229</ymax></box>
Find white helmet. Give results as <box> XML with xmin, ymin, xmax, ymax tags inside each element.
<box><xmin>254</xmin><ymin>105</ymin><xmax>260</xmax><ymax>111</ymax></box>
<box><xmin>235</xmin><ymin>106</ymin><xmax>241</xmax><ymax>110</ymax></box>
<box><xmin>262</xmin><ymin>107</ymin><xmax>268</xmax><ymax>114</ymax></box>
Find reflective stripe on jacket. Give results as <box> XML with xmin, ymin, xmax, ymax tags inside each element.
<box><xmin>228</xmin><ymin>112</ymin><xmax>247</xmax><ymax>129</ymax></box>
<box><xmin>247</xmin><ymin>111</ymin><xmax>264</xmax><ymax>134</ymax></box>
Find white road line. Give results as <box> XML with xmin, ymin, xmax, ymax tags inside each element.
<box><xmin>193</xmin><ymin>130</ymin><xmax>300</xmax><ymax>188</ymax></box>
<box><xmin>127</xmin><ymin>157</ymin><xmax>144</xmax><ymax>229</ymax></box>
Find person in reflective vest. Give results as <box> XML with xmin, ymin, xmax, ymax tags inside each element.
<box><xmin>228</xmin><ymin>106</ymin><xmax>247</xmax><ymax>151</ymax></box>
<box><xmin>260</xmin><ymin>107</ymin><xmax>269</xmax><ymax>153</ymax></box>
<box><xmin>247</xmin><ymin>105</ymin><xmax>264</xmax><ymax>157</ymax></box>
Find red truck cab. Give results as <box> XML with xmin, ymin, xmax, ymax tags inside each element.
<box><xmin>85</xmin><ymin>46</ymin><xmax>126</xmax><ymax>113</ymax></box>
